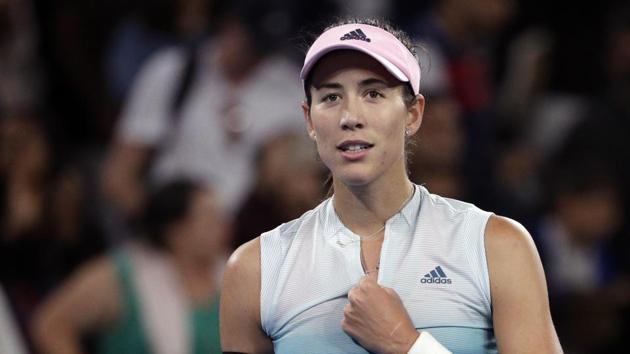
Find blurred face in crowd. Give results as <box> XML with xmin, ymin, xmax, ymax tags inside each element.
<box><xmin>175</xmin><ymin>0</ymin><xmax>212</xmax><ymax>36</ymax></box>
<box><xmin>217</xmin><ymin>18</ymin><xmax>258</xmax><ymax>82</ymax></box>
<box><xmin>411</xmin><ymin>96</ymin><xmax>463</xmax><ymax>168</ymax></box>
<box><xmin>557</xmin><ymin>185</ymin><xmax>622</xmax><ymax>243</ymax></box>
<box><xmin>0</xmin><ymin>116</ymin><xmax>49</xmax><ymax>179</ymax></box>
<box><xmin>469</xmin><ymin>0</ymin><xmax>515</xmax><ymax>35</ymax></box>
<box><xmin>408</xmin><ymin>96</ymin><xmax>463</xmax><ymax>198</ymax></box>
<box><xmin>169</xmin><ymin>187</ymin><xmax>228</xmax><ymax>261</ymax></box>
<box><xmin>444</xmin><ymin>0</ymin><xmax>515</xmax><ymax>39</ymax></box>
<box><xmin>259</xmin><ymin>133</ymin><xmax>323</xmax><ymax>218</ymax></box>
<box><xmin>304</xmin><ymin>50</ymin><xmax>423</xmax><ymax>187</ymax></box>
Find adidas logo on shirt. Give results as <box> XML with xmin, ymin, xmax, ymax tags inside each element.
<box><xmin>420</xmin><ymin>266</ymin><xmax>452</xmax><ymax>284</ymax></box>
<box><xmin>340</xmin><ymin>28</ymin><xmax>371</xmax><ymax>42</ymax></box>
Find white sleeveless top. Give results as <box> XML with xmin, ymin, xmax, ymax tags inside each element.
<box><xmin>260</xmin><ymin>185</ymin><xmax>497</xmax><ymax>353</ymax></box>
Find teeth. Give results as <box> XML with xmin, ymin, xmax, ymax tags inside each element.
<box><xmin>345</xmin><ymin>144</ymin><xmax>367</xmax><ymax>152</ymax></box>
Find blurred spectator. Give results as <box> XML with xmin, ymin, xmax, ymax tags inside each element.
<box><xmin>0</xmin><ymin>114</ymin><xmax>49</xmax><ymax>241</ymax></box>
<box><xmin>0</xmin><ymin>284</ymin><xmax>26</xmax><ymax>354</ymax></box>
<box><xmin>101</xmin><ymin>0</ymin><xmax>304</xmax><ymax>228</ymax></box>
<box><xmin>105</xmin><ymin>0</ymin><xmax>222</xmax><ymax>104</ymax></box>
<box><xmin>231</xmin><ymin>131</ymin><xmax>326</xmax><ymax>249</ymax></box>
<box><xmin>0</xmin><ymin>0</ymin><xmax>42</xmax><ymax>112</ymax></box>
<box><xmin>408</xmin><ymin>95</ymin><xmax>465</xmax><ymax>199</ymax></box>
<box><xmin>409</xmin><ymin>0</ymin><xmax>516</xmax><ymax>206</ymax></box>
<box><xmin>495</xmin><ymin>27</ymin><xmax>553</xmax><ymax>138</ymax></box>
<box><xmin>32</xmin><ymin>0</ymin><xmax>126</xmax><ymax>147</ymax></box>
<box><xmin>491</xmin><ymin>136</ymin><xmax>541</xmax><ymax>227</ymax></box>
<box><xmin>535</xmin><ymin>162</ymin><xmax>629</xmax><ymax>353</ymax></box>
<box><xmin>33</xmin><ymin>179</ymin><xmax>228</xmax><ymax>354</ymax></box>
<box><xmin>0</xmin><ymin>114</ymin><xmax>53</xmax><ymax>352</ymax></box>
<box><xmin>44</xmin><ymin>161</ymin><xmax>107</xmax><ymax>285</ymax></box>
<box><xmin>0</xmin><ymin>113</ymin><xmax>107</xmax><ymax>351</ymax></box>
<box><xmin>545</xmin><ymin>1</ymin><xmax>630</xmax><ymax>271</ymax></box>
<box><xmin>558</xmin><ymin>3</ymin><xmax>630</xmax><ymax>197</ymax></box>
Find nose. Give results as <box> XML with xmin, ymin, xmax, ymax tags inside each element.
<box><xmin>339</xmin><ymin>98</ymin><xmax>365</xmax><ymax>131</ymax></box>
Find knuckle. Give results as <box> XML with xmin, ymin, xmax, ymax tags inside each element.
<box><xmin>343</xmin><ymin>303</ymin><xmax>352</xmax><ymax>316</ymax></box>
<box><xmin>348</xmin><ymin>287</ymin><xmax>356</xmax><ymax>296</ymax></box>
<box><xmin>347</xmin><ymin>291</ymin><xmax>355</xmax><ymax>303</ymax></box>
<box><xmin>341</xmin><ymin>318</ymin><xmax>355</xmax><ymax>336</ymax></box>
<box><xmin>383</xmin><ymin>286</ymin><xmax>398</xmax><ymax>297</ymax></box>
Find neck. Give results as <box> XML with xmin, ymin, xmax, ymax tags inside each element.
<box><xmin>332</xmin><ymin>171</ymin><xmax>413</xmax><ymax>236</ymax></box>
<box><xmin>171</xmin><ymin>251</ymin><xmax>214</xmax><ymax>279</ymax></box>
<box><xmin>170</xmin><ymin>250</ymin><xmax>217</xmax><ymax>302</ymax></box>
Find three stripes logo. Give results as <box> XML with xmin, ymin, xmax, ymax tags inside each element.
<box><xmin>420</xmin><ymin>266</ymin><xmax>452</xmax><ymax>284</ymax></box>
<box><xmin>340</xmin><ymin>29</ymin><xmax>371</xmax><ymax>42</ymax></box>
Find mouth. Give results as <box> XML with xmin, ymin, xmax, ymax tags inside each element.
<box><xmin>336</xmin><ymin>140</ymin><xmax>374</xmax><ymax>152</ymax></box>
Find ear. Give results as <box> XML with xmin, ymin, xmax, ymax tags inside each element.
<box><xmin>405</xmin><ymin>94</ymin><xmax>425</xmax><ymax>135</ymax></box>
<box><xmin>302</xmin><ymin>101</ymin><xmax>316</xmax><ymax>141</ymax></box>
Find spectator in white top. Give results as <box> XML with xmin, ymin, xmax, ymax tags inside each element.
<box><xmin>101</xmin><ymin>0</ymin><xmax>304</xmax><ymax>222</ymax></box>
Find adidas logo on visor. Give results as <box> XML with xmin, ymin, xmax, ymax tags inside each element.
<box><xmin>340</xmin><ymin>28</ymin><xmax>371</xmax><ymax>42</ymax></box>
<box><xmin>420</xmin><ymin>266</ymin><xmax>452</xmax><ymax>284</ymax></box>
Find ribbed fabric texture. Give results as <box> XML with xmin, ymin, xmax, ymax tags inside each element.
<box><xmin>260</xmin><ymin>185</ymin><xmax>497</xmax><ymax>354</ymax></box>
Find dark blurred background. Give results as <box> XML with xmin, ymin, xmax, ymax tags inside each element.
<box><xmin>1</xmin><ymin>0</ymin><xmax>629</xmax><ymax>353</ymax></box>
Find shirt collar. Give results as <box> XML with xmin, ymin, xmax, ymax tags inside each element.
<box><xmin>322</xmin><ymin>184</ymin><xmax>423</xmax><ymax>239</ymax></box>
<box><xmin>399</xmin><ymin>183</ymin><xmax>423</xmax><ymax>227</ymax></box>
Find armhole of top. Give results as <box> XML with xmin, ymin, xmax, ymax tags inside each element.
<box><xmin>476</xmin><ymin>211</ymin><xmax>494</xmax><ymax>315</ymax></box>
<box><xmin>258</xmin><ymin>233</ymin><xmax>271</xmax><ymax>337</ymax></box>
<box><xmin>259</xmin><ymin>227</ymin><xmax>290</xmax><ymax>338</ymax></box>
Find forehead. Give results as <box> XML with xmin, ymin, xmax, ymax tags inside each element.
<box><xmin>309</xmin><ymin>50</ymin><xmax>401</xmax><ymax>87</ymax></box>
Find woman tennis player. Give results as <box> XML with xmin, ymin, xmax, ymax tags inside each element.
<box><xmin>220</xmin><ymin>18</ymin><xmax>563</xmax><ymax>354</ymax></box>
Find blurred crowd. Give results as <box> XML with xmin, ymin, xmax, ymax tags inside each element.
<box><xmin>0</xmin><ymin>0</ymin><xmax>629</xmax><ymax>353</ymax></box>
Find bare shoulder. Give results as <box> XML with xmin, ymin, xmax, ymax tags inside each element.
<box><xmin>33</xmin><ymin>254</ymin><xmax>121</xmax><ymax>336</ymax></box>
<box><xmin>51</xmin><ymin>255</ymin><xmax>120</xmax><ymax>309</ymax></box>
<box><xmin>484</xmin><ymin>214</ymin><xmax>545</xmax><ymax>303</ymax></box>
<box><xmin>484</xmin><ymin>214</ymin><xmax>538</xmax><ymax>257</ymax></box>
<box><xmin>224</xmin><ymin>237</ymin><xmax>262</xmax><ymax>284</ymax></box>
<box><xmin>77</xmin><ymin>254</ymin><xmax>118</xmax><ymax>282</ymax></box>
<box><xmin>227</xmin><ymin>237</ymin><xmax>260</xmax><ymax>270</ymax></box>
<box><xmin>484</xmin><ymin>215</ymin><xmax>563</xmax><ymax>353</ymax></box>
<box><xmin>221</xmin><ymin>237</ymin><xmax>273</xmax><ymax>353</ymax></box>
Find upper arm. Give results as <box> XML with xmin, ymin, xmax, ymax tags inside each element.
<box><xmin>220</xmin><ymin>237</ymin><xmax>273</xmax><ymax>354</ymax></box>
<box><xmin>33</xmin><ymin>256</ymin><xmax>121</xmax><ymax>339</ymax></box>
<box><xmin>485</xmin><ymin>215</ymin><xmax>563</xmax><ymax>354</ymax></box>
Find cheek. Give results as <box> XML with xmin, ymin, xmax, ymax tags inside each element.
<box><xmin>310</xmin><ymin>117</ymin><xmax>337</xmax><ymax>155</ymax></box>
<box><xmin>380</xmin><ymin>120</ymin><xmax>406</xmax><ymax>150</ymax></box>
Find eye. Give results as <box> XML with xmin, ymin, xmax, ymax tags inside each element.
<box><xmin>366</xmin><ymin>90</ymin><xmax>383</xmax><ymax>99</ymax></box>
<box><xmin>322</xmin><ymin>93</ymin><xmax>340</xmax><ymax>102</ymax></box>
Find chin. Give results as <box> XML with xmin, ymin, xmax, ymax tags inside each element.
<box><xmin>334</xmin><ymin>169</ymin><xmax>376</xmax><ymax>187</ymax></box>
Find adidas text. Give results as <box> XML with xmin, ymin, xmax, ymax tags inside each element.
<box><xmin>420</xmin><ymin>278</ymin><xmax>452</xmax><ymax>284</ymax></box>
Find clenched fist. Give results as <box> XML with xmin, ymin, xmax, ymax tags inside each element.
<box><xmin>342</xmin><ymin>274</ymin><xmax>419</xmax><ymax>354</ymax></box>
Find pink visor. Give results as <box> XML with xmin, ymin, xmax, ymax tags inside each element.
<box><xmin>300</xmin><ymin>23</ymin><xmax>421</xmax><ymax>95</ymax></box>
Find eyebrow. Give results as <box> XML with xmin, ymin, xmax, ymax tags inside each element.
<box><xmin>314</xmin><ymin>82</ymin><xmax>343</xmax><ymax>90</ymax></box>
<box><xmin>358</xmin><ymin>78</ymin><xmax>390</xmax><ymax>88</ymax></box>
<box><xmin>313</xmin><ymin>78</ymin><xmax>391</xmax><ymax>91</ymax></box>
